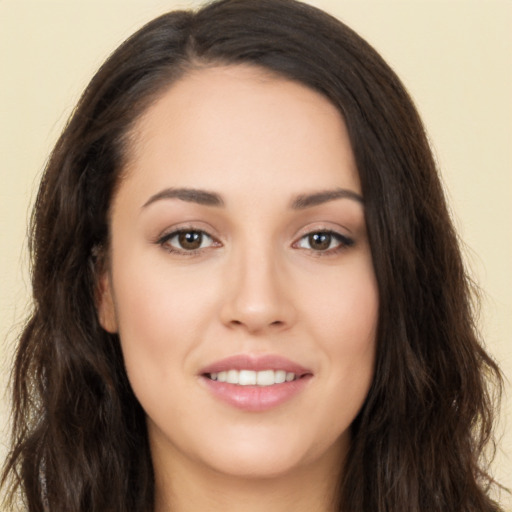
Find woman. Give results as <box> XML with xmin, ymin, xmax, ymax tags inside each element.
<box><xmin>1</xmin><ymin>0</ymin><xmax>504</xmax><ymax>510</ymax></box>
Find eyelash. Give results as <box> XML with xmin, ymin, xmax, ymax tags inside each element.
<box><xmin>156</xmin><ymin>228</ymin><xmax>354</xmax><ymax>256</ymax></box>
<box><xmin>293</xmin><ymin>230</ymin><xmax>354</xmax><ymax>255</ymax></box>
<box><xmin>157</xmin><ymin>228</ymin><xmax>219</xmax><ymax>255</ymax></box>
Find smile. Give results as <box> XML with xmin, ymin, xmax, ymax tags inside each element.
<box><xmin>207</xmin><ymin>369</ymin><xmax>298</xmax><ymax>386</ymax></box>
<box><xmin>200</xmin><ymin>355</ymin><xmax>312</xmax><ymax>412</ymax></box>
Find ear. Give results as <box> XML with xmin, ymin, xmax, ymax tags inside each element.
<box><xmin>96</xmin><ymin>270</ymin><xmax>118</xmax><ymax>333</ymax></box>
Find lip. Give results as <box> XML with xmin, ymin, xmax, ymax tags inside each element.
<box><xmin>199</xmin><ymin>354</ymin><xmax>313</xmax><ymax>412</ymax></box>
<box><xmin>200</xmin><ymin>354</ymin><xmax>310</xmax><ymax>375</ymax></box>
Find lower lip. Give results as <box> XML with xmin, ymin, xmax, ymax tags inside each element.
<box><xmin>201</xmin><ymin>376</ymin><xmax>312</xmax><ymax>412</ymax></box>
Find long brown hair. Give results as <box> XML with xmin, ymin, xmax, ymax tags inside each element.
<box><xmin>2</xmin><ymin>0</ymin><xmax>503</xmax><ymax>510</ymax></box>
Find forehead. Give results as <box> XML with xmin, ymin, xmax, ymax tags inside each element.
<box><xmin>121</xmin><ymin>65</ymin><xmax>360</xmax><ymax>203</ymax></box>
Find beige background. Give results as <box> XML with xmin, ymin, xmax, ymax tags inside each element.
<box><xmin>1</xmin><ymin>0</ymin><xmax>511</xmax><ymax>508</ymax></box>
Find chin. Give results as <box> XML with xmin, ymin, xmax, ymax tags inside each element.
<box><xmin>192</xmin><ymin>425</ymin><xmax>345</xmax><ymax>481</ymax></box>
<box><xmin>203</xmin><ymin>447</ymin><xmax>310</xmax><ymax>480</ymax></box>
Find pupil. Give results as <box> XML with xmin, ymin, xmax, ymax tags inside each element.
<box><xmin>178</xmin><ymin>231</ymin><xmax>202</xmax><ymax>250</ymax></box>
<box><xmin>309</xmin><ymin>232</ymin><xmax>331</xmax><ymax>250</ymax></box>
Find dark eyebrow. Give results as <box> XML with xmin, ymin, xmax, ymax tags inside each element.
<box><xmin>142</xmin><ymin>187</ymin><xmax>225</xmax><ymax>208</ymax></box>
<box><xmin>291</xmin><ymin>188</ymin><xmax>363</xmax><ymax>209</ymax></box>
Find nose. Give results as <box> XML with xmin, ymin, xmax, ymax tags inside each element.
<box><xmin>219</xmin><ymin>244</ymin><xmax>297</xmax><ymax>334</ymax></box>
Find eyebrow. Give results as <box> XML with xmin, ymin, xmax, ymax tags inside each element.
<box><xmin>291</xmin><ymin>188</ymin><xmax>363</xmax><ymax>209</ymax></box>
<box><xmin>141</xmin><ymin>186</ymin><xmax>363</xmax><ymax>210</ymax></box>
<box><xmin>142</xmin><ymin>187</ymin><xmax>225</xmax><ymax>208</ymax></box>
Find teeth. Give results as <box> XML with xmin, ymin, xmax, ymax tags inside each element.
<box><xmin>226</xmin><ymin>370</ymin><xmax>238</xmax><ymax>384</ymax></box>
<box><xmin>239</xmin><ymin>370</ymin><xmax>257</xmax><ymax>385</ymax></box>
<box><xmin>256</xmin><ymin>370</ymin><xmax>273</xmax><ymax>386</ymax></box>
<box><xmin>208</xmin><ymin>369</ymin><xmax>298</xmax><ymax>386</ymax></box>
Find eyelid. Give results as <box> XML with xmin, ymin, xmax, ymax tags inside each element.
<box><xmin>155</xmin><ymin>224</ymin><xmax>222</xmax><ymax>254</ymax></box>
<box><xmin>291</xmin><ymin>225</ymin><xmax>355</xmax><ymax>254</ymax></box>
<box><xmin>153</xmin><ymin>222</ymin><xmax>354</xmax><ymax>256</ymax></box>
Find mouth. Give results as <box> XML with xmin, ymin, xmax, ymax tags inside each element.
<box><xmin>200</xmin><ymin>355</ymin><xmax>312</xmax><ymax>411</ymax></box>
<box><xmin>205</xmin><ymin>369</ymin><xmax>301</xmax><ymax>386</ymax></box>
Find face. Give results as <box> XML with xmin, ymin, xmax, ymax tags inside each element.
<box><xmin>98</xmin><ymin>65</ymin><xmax>378</xmax><ymax>481</ymax></box>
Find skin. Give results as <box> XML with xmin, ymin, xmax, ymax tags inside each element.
<box><xmin>98</xmin><ymin>65</ymin><xmax>379</xmax><ymax>512</ymax></box>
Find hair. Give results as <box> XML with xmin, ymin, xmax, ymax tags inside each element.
<box><xmin>1</xmin><ymin>0</ymin><xmax>504</xmax><ymax>510</ymax></box>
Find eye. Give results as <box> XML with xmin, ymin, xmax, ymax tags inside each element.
<box><xmin>159</xmin><ymin>229</ymin><xmax>217</xmax><ymax>252</ymax></box>
<box><xmin>295</xmin><ymin>231</ymin><xmax>353</xmax><ymax>252</ymax></box>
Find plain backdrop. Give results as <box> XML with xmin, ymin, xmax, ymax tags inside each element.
<box><xmin>1</xmin><ymin>0</ymin><xmax>511</xmax><ymax>508</ymax></box>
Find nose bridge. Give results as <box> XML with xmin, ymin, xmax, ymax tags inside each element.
<box><xmin>221</xmin><ymin>233</ymin><xmax>294</xmax><ymax>332</ymax></box>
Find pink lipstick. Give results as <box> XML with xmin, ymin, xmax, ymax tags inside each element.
<box><xmin>199</xmin><ymin>354</ymin><xmax>312</xmax><ymax>412</ymax></box>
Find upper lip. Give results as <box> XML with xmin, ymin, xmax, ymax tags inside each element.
<box><xmin>200</xmin><ymin>354</ymin><xmax>311</xmax><ymax>376</ymax></box>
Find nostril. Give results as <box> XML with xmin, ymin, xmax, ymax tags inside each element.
<box><xmin>228</xmin><ymin>318</ymin><xmax>285</xmax><ymax>330</ymax></box>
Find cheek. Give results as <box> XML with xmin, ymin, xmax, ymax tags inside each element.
<box><xmin>302</xmin><ymin>260</ymin><xmax>378</xmax><ymax>407</ymax></box>
<box><xmin>113</xmin><ymin>250</ymin><xmax>211</xmax><ymax>337</ymax></box>
<box><xmin>110</xmin><ymin>255</ymin><xmax>214</xmax><ymax>393</ymax></box>
<box><xmin>110</xmin><ymin>265</ymin><xmax>218</xmax><ymax>433</ymax></box>
<box><xmin>305</xmin><ymin>258</ymin><xmax>379</xmax><ymax>349</ymax></box>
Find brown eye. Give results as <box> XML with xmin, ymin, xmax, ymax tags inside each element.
<box><xmin>177</xmin><ymin>231</ymin><xmax>204</xmax><ymax>250</ymax></box>
<box><xmin>308</xmin><ymin>232</ymin><xmax>332</xmax><ymax>251</ymax></box>
<box><xmin>159</xmin><ymin>229</ymin><xmax>215</xmax><ymax>252</ymax></box>
<box><xmin>296</xmin><ymin>231</ymin><xmax>354</xmax><ymax>253</ymax></box>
